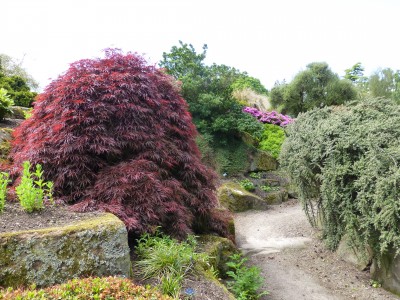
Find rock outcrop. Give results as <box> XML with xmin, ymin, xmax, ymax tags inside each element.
<box><xmin>0</xmin><ymin>213</ymin><xmax>131</xmax><ymax>288</ymax></box>
<box><xmin>218</xmin><ymin>182</ymin><xmax>268</xmax><ymax>212</ymax></box>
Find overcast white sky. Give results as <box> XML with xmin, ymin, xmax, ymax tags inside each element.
<box><xmin>3</xmin><ymin>0</ymin><xmax>400</xmax><ymax>91</ymax></box>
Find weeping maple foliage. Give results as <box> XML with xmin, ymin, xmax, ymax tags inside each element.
<box><xmin>9</xmin><ymin>49</ymin><xmax>230</xmax><ymax>239</ymax></box>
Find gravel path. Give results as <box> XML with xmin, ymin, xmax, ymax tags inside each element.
<box><xmin>234</xmin><ymin>200</ymin><xmax>399</xmax><ymax>300</ymax></box>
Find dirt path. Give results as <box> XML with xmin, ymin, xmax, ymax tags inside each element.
<box><xmin>234</xmin><ymin>200</ymin><xmax>398</xmax><ymax>300</ymax></box>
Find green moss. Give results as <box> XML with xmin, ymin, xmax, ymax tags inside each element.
<box><xmin>0</xmin><ymin>213</ymin><xmax>131</xmax><ymax>288</ymax></box>
<box><xmin>197</xmin><ymin>235</ymin><xmax>238</xmax><ymax>278</ymax></box>
<box><xmin>218</xmin><ymin>182</ymin><xmax>267</xmax><ymax>212</ymax></box>
<box><xmin>251</xmin><ymin>150</ymin><xmax>278</xmax><ymax>171</ymax></box>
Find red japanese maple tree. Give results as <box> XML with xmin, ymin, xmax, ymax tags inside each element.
<box><xmin>9</xmin><ymin>49</ymin><xmax>230</xmax><ymax>239</ymax></box>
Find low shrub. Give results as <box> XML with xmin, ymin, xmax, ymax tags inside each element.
<box><xmin>226</xmin><ymin>253</ymin><xmax>268</xmax><ymax>299</ymax></box>
<box><xmin>15</xmin><ymin>161</ymin><xmax>53</xmax><ymax>213</ymax></box>
<box><xmin>0</xmin><ymin>276</ymin><xmax>173</xmax><ymax>299</ymax></box>
<box><xmin>280</xmin><ymin>98</ymin><xmax>400</xmax><ymax>262</ymax></box>
<box><xmin>0</xmin><ymin>172</ymin><xmax>9</xmax><ymax>213</ymax></box>
<box><xmin>135</xmin><ymin>232</ymin><xmax>210</xmax><ymax>298</ymax></box>
<box><xmin>258</xmin><ymin>123</ymin><xmax>285</xmax><ymax>159</ymax></box>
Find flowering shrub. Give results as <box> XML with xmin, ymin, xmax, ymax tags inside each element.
<box><xmin>9</xmin><ymin>49</ymin><xmax>230</xmax><ymax>239</ymax></box>
<box><xmin>243</xmin><ymin>107</ymin><xmax>293</xmax><ymax>127</ymax></box>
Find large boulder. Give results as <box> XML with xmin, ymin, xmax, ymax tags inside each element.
<box><xmin>336</xmin><ymin>237</ymin><xmax>372</xmax><ymax>271</ymax></box>
<box><xmin>263</xmin><ymin>188</ymin><xmax>288</xmax><ymax>205</ymax></box>
<box><xmin>371</xmin><ymin>249</ymin><xmax>400</xmax><ymax>296</ymax></box>
<box><xmin>218</xmin><ymin>182</ymin><xmax>268</xmax><ymax>212</ymax></box>
<box><xmin>0</xmin><ymin>213</ymin><xmax>131</xmax><ymax>288</ymax></box>
<box><xmin>249</xmin><ymin>150</ymin><xmax>278</xmax><ymax>172</ymax></box>
<box><xmin>198</xmin><ymin>234</ymin><xmax>238</xmax><ymax>278</ymax></box>
<box><xmin>0</xmin><ymin>128</ymin><xmax>13</xmax><ymax>162</ymax></box>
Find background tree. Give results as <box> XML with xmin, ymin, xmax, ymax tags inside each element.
<box><xmin>0</xmin><ymin>54</ymin><xmax>38</xmax><ymax>90</ymax></box>
<box><xmin>0</xmin><ymin>54</ymin><xmax>38</xmax><ymax>107</ymax></box>
<box><xmin>10</xmin><ymin>50</ymin><xmax>230</xmax><ymax>239</ymax></box>
<box><xmin>160</xmin><ymin>41</ymin><xmax>265</xmax><ymax>142</ymax></box>
<box><xmin>270</xmin><ymin>62</ymin><xmax>357</xmax><ymax>116</ymax></box>
<box><xmin>368</xmin><ymin>68</ymin><xmax>400</xmax><ymax>103</ymax></box>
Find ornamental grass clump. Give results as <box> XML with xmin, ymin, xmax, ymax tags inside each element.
<box><xmin>9</xmin><ymin>49</ymin><xmax>230</xmax><ymax>239</ymax></box>
<box><xmin>135</xmin><ymin>232</ymin><xmax>209</xmax><ymax>298</ymax></box>
<box><xmin>280</xmin><ymin>98</ymin><xmax>400</xmax><ymax>262</ymax></box>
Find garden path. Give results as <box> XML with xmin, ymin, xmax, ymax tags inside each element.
<box><xmin>234</xmin><ymin>200</ymin><xmax>398</xmax><ymax>300</ymax></box>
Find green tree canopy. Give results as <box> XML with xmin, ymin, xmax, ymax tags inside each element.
<box><xmin>368</xmin><ymin>68</ymin><xmax>400</xmax><ymax>102</ymax></box>
<box><xmin>270</xmin><ymin>62</ymin><xmax>357</xmax><ymax>116</ymax></box>
<box><xmin>160</xmin><ymin>41</ymin><xmax>265</xmax><ymax>141</ymax></box>
<box><xmin>0</xmin><ymin>54</ymin><xmax>38</xmax><ymax>90</ymax></box>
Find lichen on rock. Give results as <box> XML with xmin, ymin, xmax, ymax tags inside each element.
<box><xmin>0</xmin><ymin>213</ymin><xmax>131</xmax><ymax>288</ymax></box>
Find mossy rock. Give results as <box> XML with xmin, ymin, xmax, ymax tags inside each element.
<box><xmin>371</xmin><ymin>248</ymin><xmax>400</xmax><ymax>296</ymax></box>
<box><xmin>218</xmin><ymin>181</ymin><xmax>268</xmax><ymax>212</ymax></box>
<box><xmin>7</xmin><ymin>106</ymin><xmax>30</xmax><ymax>119</ymax></box>
<box><xmin>250</xmin><ymin>150</ymin><xmax>278</xmax><ymax>172</ymax></box>
<box><xmin>197</xmin><ymin>234</ymin><xmax>238</xmax><ymax>279</ymax></box>
<box><xmin>336</xmin><ymin>236</ymin><xmax>372</xmax><ymax>271</ymax></box>
<box><xmin>0</xmin><ymin>128</ymin><xmax>13</xmax><ymax>162</ymax></box>
<box><xmin>263</xmin><ymin>188</ymin><xmax>289</xmax><ymax>205</ymax></box>
<box><xmin>0</xmin><ymin>213</ymin><xmax>131</xmax><ymax>288</ymax></box>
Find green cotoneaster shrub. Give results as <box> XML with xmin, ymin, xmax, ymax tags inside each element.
<box><xmin>280</xmin><ymin>98</ymin><xmax>400</xmax><ymax>261</ymax></box>
<box><xmin>0</xmin><ymin>276</ymin><xmax>173</xmax><ymax>300</ymax></box>
<box><xmin>258</xmin><ymin>123</ymin><xmax>285</xmax><ymax>159</ymax></box>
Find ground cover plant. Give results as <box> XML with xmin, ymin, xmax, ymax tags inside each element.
<box><xmin>9</xmin><ymin>49</ymin><xmax>230</xmax><ymax>239</ymax></box>
<box><xmin>0</xmin><ymin>276</ymin><xmax>173</xmax><ymax>300</ymax></box>
<box><xmin>280</xmin><ymin>98</ymin><xmax>400</xmax><ymax>262</ymax></box>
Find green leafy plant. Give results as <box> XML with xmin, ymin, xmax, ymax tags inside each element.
<box><xmin>135</xmin><ymin>232</ymin><xmax>209</xmax><ymax>298</ymax></box>
<box><xmin>239</xmin><ymin>179</ymin><xmax>255</xmax><ymax>192</ymax></box>
<box><xmin>258</xmin><ymin>123</ymin><xmax>286</xmax><ymax>159</ymax></box>
<box><xmin>249</xmin><ymin>172</ymin><xmax>261</xmax><ymax>179</ymax></box>
<box><xmin>15</xmin><ymin>161</ymin><xmax>53</xmax><ymax>213</ymax></box>
<box><xmin>0</xmin><ymin>172</ymin><xmax>9</xmax><ymax>213</ymax></box>
<box><xmin>260</xmin><ymin>185</ymin><xmax>272</xmax><ymax>192</ymax></box>
<box><xmin>0</xmin><ymin>88</ymin><xmax>14</xmax><ymax>121</ymax></box>
<box><xmin>226</xmin><ymin>253</ymin><xmax>268</xmax><ymax>299</ymax></box>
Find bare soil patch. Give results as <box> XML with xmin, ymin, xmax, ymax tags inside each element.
<box><xmin>0</xmin><ymin>201</ymin><xmax>101</xmax><ymax>233</ymax></box>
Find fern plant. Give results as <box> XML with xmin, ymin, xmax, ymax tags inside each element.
<box><xmin>226</xmin><ymin>253</ymin><xmax>268</xmax><ymax>299</ymax></box>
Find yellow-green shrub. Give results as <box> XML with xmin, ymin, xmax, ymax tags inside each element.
<box><xmin>0</xmin><ymin>276</ymin><xmax>173</xmax><ymax>300</ymax></box>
